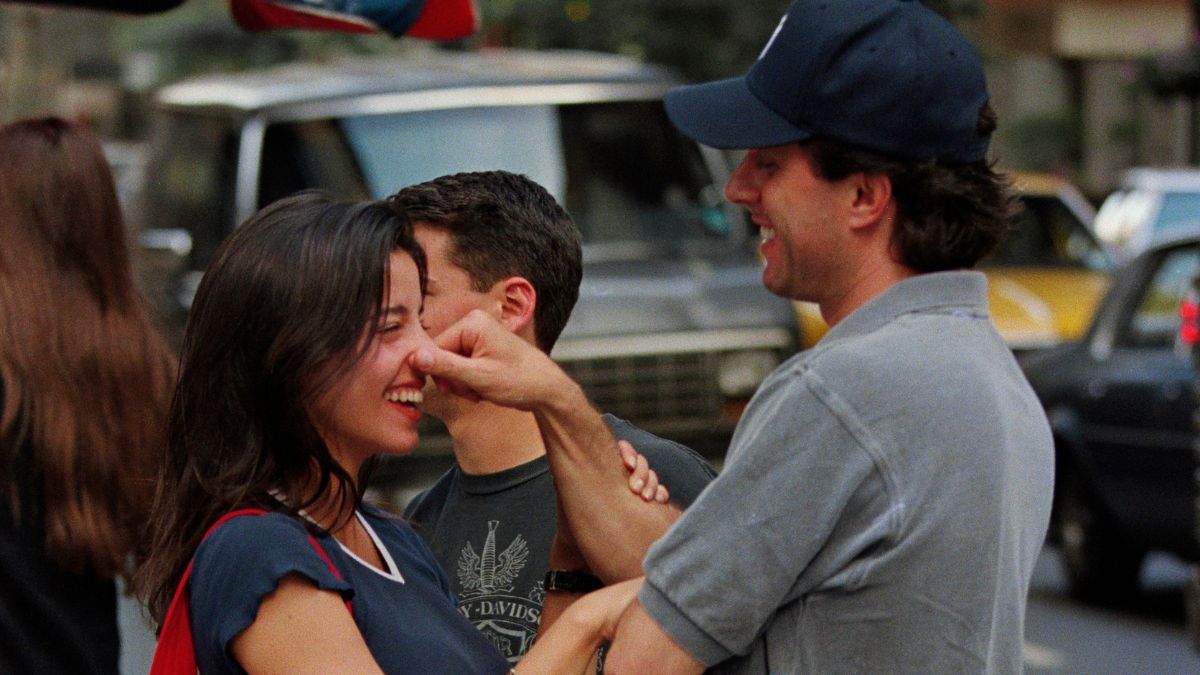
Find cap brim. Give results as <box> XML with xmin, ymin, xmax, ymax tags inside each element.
<box><xmin>664</xmin><ymin>76</ymin><xmax>812</xmax><ymax>150</ymax></box>
<box><xmin>408</xmin><ymin>0</ymin><xmax>478</xmax><ymax>40</ymax></box>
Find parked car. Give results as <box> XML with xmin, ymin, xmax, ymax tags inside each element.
<box><xmin>1019</xmin><ymin>230</ymin><xmax>1200</xmax><ymax>602</ymax></box>
<box><xmin>134</xmin><ymin>49</ymin><xmax>798</xmax><ymax>461</ymax></box>
<box><xmin>1094</xmin><ymin>167</ymin><xmax>1200</xmax><ymax>261</ymax></box>
<box><xmin>794</xmin><ymin>171</ymin><xmax>1114</xmax><ymax>352</ymax></box>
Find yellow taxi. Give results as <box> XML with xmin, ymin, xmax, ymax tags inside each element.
<box><xmin>794</xmin><ymin>171</ymin><xmax>1115</xmax><ymax>352</ymax></box>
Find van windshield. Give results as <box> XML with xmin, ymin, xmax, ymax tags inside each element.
<box><xmin>336</xmin><ymin>100</ymin><xmax>733</xmax><ymax>247</ymax></box>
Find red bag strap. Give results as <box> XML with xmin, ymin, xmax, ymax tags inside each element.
<box><xmin>149</xmin><ymin>508</ymin><xmax>351</xmax><ymax>675</ymax></box>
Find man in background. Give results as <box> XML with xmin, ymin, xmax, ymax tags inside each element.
<box><xmin>390</xmin><ymin>171</ymin><xmax>715</xmax><ymax>663</ymax></box>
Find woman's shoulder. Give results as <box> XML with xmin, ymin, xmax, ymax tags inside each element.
<box><xmin>191</xmin><ymin>511</ymin><xmax>348</xmax><ymax>590</ymax></box>
<box><xmin>195</xmin><ymin>512</ymin><xmax>307</xmax><ymax>557</ymax></box>
<box><xmin>188</xmin><ymin>511</ymin><xmax>352</xmax><ymax>674</ymax></box>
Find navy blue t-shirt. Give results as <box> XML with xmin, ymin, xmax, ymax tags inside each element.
<box><xmin>189</xmin><ymin>505</ymin><xmax>509</xmax><ymax>674</ymax></box>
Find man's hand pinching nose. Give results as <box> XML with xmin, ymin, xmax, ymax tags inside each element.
<box><xmin>411</xmin><ymin>347</ymin><xmax>481</xmax><ymax>402</ymax></box>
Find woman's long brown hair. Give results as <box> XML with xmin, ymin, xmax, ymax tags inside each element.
<box><xmin>134</xmin><ymin>193</ymin><xmax>426</xmax><ymax>626</ymax></box>
<box><xmin>0</xmin><ymin>118</ymin><xmax>176</xmax><ymax>580</ymax></box>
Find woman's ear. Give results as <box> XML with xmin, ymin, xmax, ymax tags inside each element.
<box><xmin>497</xmin><ymin>276</ymin><xmax>537</xmax><ymax>336</ymax></box>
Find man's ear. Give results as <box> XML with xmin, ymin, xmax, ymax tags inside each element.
<box><xmin>497</xmin><ymin>276</ymin><xmax>537</xmax><ymax>336</ymax></box>
<box><xmin>847</xmin><ymin>172</ymin><xmax>895</xmax><ymax>232</ymax></box>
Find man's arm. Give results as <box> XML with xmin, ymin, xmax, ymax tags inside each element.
<box><xmin>415</xmin><ymin>310</ymin><xmax>681</xmax><ymax>581</ymax></box>
<box><xmin>538</xmin><ymin>438</ymin><xmax>673</xmax><ymax>641</ymax></box>
<box><xmin>533</xmin><ymin>377</ymin><xmax>682</xmax><ymax>581</ymax></box>
<box><xmin>518</xmin><ymin>578</ymin><xmax>644</xmax><ymax>675</ymax></box>
<box><xmin>603</xmin><ymin>600</ymin><xmax>704</xmax><ymax>674</ymax></box>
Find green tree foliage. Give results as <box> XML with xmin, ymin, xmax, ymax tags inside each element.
<box><xmin>469</xmin><ymin>0</ymin><xmax>983</xmax><ymax>81</ymax></box>
<box><xmin>470</xmin><ymin>0</ymin><xmax>790</xmax><ymax>80</ymax></box>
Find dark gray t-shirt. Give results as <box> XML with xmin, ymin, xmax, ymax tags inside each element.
<box><xmin>404</xmin><ymin>414</ymin><xmax>715</xmax><ymax>663</ymax></box>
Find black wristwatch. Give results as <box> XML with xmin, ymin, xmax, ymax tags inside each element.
<box><xmin>544</xmin><ymin>569</ymin><xmax>604</xmax><ymax>593</ymax></box>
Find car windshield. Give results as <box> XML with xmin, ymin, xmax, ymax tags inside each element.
<box><xmin>336</xmin><ymin>100</ymin><xmax>734</xmax><ymax>248</ymax></box>
<box><xmin>984</xmin><ymin>194</ymin><xmax>1111</xmax><ymax>271</ymax></box>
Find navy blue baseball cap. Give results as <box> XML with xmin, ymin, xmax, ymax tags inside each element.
<box><xmin>665</xmin><ymin>0</ymin><xmax>991</xmax><ymax>163</ymax></box>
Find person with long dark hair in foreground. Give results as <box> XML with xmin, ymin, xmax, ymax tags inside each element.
<box><xmin>0</xmin><ymin>117</ymin><xmax>177</xmax><ymax>674</ymax></box>
<box><xmin>135</xmin><ymin>191</ymin><xmax>643</xmax><ymax>673</ymax></box>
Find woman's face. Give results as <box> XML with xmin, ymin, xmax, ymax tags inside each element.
<box><xmin>308</xmin><ymin>250</ymin><xmax>433</xmax><ymax>475</ymax></box>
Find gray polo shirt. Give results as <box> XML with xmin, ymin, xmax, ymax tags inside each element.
<box><xmin>640</xmin><ymin>271</ymin><xmax>1054</xmax><ymax>673</ymax></box>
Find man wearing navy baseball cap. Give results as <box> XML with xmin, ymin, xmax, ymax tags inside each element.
<box><xmin>602</xmin><ymin>0</ymin><xmax>1054</xmax><ymax>672</ymax></box>
<box><xmin>414</xmin><ymin>1</ymin><xmax>1054</xmax><ymax>672</ymax></box>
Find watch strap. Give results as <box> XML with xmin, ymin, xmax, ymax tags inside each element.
<box><xmin>543</xmin><ymin>569</ymin><xmax>604</xmax><ymax>593</ymax></box>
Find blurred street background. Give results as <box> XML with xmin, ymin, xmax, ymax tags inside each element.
<box><xmin>6</xmin><ymin>0</ymin><xmax>1200</xmax><ymax>672</ymax></box>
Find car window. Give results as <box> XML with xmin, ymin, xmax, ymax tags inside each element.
<box><xmin>1120</xmin><ymin>245</ymin><xmax>1200</xmax><ymax>349</ymax></box>
<box><xmin>1155</xmin><ymin>192</ymin><xmax>1200</xmax><ymax>234</ymax></box>
<box><xmin>985</xmin><ymin>194</ymin><xmax>1110</xmax><ymax>271</ymax></box>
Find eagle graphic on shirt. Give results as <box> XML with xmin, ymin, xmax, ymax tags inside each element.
<box><xmin>457</xmin><ymin>520</ymin><xmax>529</xmax><ymax>597</ymax></box>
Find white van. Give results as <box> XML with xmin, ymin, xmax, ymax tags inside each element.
<box><xmin>134</xmin><ymin>49</ymin><xmax>798</xmax><ymax>466</ymax></box>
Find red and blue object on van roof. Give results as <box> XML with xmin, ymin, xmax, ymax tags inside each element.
<box><xmin>231</xmin><ymin>0</ymin><xmax>478</xmax><ymax>40</ymax></box>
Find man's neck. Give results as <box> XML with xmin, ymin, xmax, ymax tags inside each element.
<box><xmin>442</xmin><ymin>400</ymin><xmax>546</xmax><ymax>475</ymax></box>
<box><xmin>820</xmin><ymin>249</ymin><xmax>915</xmax><ymax>328</ymax></box>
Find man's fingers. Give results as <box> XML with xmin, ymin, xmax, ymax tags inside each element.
<box><xmin>618</xmin><ymin>439</ymin><xmax>639</xmax><ymax>471</ymax></box>
<box><xmin>655</xmin><ymin>485</ymin><xmax>670</xmax><ymax>504</ymax></box>
<box><xmin>618</xmin><ymin>440</ymin><xmax>672</xmax><ymax>504</ymax></box>
<box><xmin>413</xmin><ymin>348</ymin><xmax>482</xmax><ymax>401</ymax></box>
<box><xmin>642</xmin><ymin>469</ymin><xmax>660</xmax><ymax>501</ymax></box>
<box><xmin>430</xmin><ymin>308</ymin><xmax>489</xmax><ymax>355</ymax></box>
<box><xmin>629</xmin><ymin>454</ymin><xmax>650</xmax><ymax>494</ymax></box>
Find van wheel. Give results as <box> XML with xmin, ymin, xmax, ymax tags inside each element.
<box><xmin>1055</xmin><ymin>472</ymin><xmax>1143</xmax><ymax>604</ymax></box>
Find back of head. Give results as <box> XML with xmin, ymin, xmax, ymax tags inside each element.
<box><xmin>0</xmin><ymin>118</ymin><xmax>134</xmax><ymax>306</ymax></box>
<box><xmin>138</xmin><ymin>191</ymin><xmax>426</xmax><ymax>624</ymax></box>
<box><xmin>388</xmin><ymin>171</ymin><xmax>581</xmax><ymax>351</ymax></box>
<box><xmin>663</xmin><ymin>0</ymin><xmax>1016</xmax><ymax>269</ymax></box>
<box><xmin>0</xmin><ymin>117</ymin><xmax>175</xmax><ymax>579</ymax></box>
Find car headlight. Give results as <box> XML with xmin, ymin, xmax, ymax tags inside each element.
<box><xmin>716</xmin><ymin>349</ymin><xmax>781</xmax><ymax>398</ymax></box>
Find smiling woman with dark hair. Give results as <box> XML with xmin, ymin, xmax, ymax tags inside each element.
<box><xmin>0</xmin><ymin>117</ymin><xmax>176</xmax><ymax>674</ymax></box>
<box><xmin>135</xmin><ymin>191</ymin><xmax>642</xmax><ymax>674</ymax></box>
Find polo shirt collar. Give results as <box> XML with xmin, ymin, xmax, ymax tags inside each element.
<box><xmin>818</xmin><ymin>270</ymin><xmax>989</xmax><ymax>345</ymax></box>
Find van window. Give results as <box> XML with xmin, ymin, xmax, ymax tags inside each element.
<box><xmin>559</xmin><ymin>101</ymin><xmax>726</xmax><ymax>246</ymax></box>
<box><xmin>341</xmin><ymin>105</ymin><xmax>566</xmax><ymax>200</ymax></box>
<box><xmin>259</xmin><ymin>120</ymin><xmax>371</xmax><ymax>208</ymax></box>
<box><xmin>335</xmin><ymin>100</ymin><xmax>727</xmax><ymax>247</ymax></box>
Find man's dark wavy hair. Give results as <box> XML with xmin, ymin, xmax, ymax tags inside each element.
<box><xmin>388</xmin><ymin>170</ymin><xmax>580</xmax><ymax>352</ymax></box>
<box><xmin>805</xmin><ymin>105</ymin><xmax>1019</xmax><ymax>272</ymax></box>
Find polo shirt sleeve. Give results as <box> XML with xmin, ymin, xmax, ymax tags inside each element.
<box><xmin>639</xmin><ymin>363</ymin><xmax>897</xmax><ymax>666</ymax></box>
<box><xmin>189</xmin><ymin>513</ymin><xmax>353</xmax><ymax>672</ymax></box>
